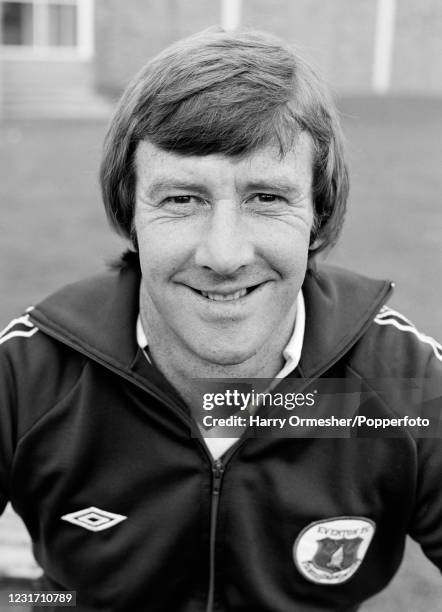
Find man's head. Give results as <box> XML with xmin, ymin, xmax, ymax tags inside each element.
<box><xmin>100</xmin><ymin>27</ymin><xmax>349</xmax><ymax>256</ymax></box>
<box><xmin>100</xmin><ymin>28</ymin><xmax>349</xmax><ymax>368</ymax></box>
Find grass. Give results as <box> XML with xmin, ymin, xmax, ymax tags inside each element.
<box><xmin>0</xmin><ymin>98</ymin><xmax>441</xmax><ymax>610</ymax></box>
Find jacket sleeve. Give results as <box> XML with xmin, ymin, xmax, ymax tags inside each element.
<box><xmin>408</xmin><ymin>348</ymin><xmax>442</xmax><ymax>569</ymax></box>
<box><xmin>0</xmin><ymin>358</ymin><xmax>14</xmax><ymax>515</ymax></box>
<box><xmin>0</xmin><ymin>316</ymin><xmax>37</xmax><ymax>515</ymax></box>
<box><xmin>0</xmin><ymin>313</ymin><xmax>87</xmax><ymax>518</ymax></box>
<box><xmin>350</xmin><ymin>307</ymin><xmax>442</xmax><ymax>570</ymax></box>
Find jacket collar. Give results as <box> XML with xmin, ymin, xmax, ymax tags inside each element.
<box><xmin>299</xmin><ymin>264</ymin><xmax>392</xmax><ymax>377</ymax></box>
<box><xmin>30</xmin><ymin>256</ymin><xmax>392</xmax><ymax>380</ymax></box>
<box><xmin>31</xmin><ymin>261</ymin><xmax>141</xmax><ymax>372</ymax></box>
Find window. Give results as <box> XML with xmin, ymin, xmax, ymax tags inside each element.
<box><xmin>48</xmin><ymin>3</ymin><xmax>77</xmax><ymax>47</ymax></box>
<box><xmin>0</xmin><ymin>0</ymin><xmax>93</xmax><ymax>57</ymax></box>
<box><xmin>2</xmin><ymin>2</ymin><xmax>33</xmax><ymax>45</ymax></box>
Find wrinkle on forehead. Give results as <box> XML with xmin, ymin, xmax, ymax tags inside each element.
<box><xmin>135</xmin><ymin>132</ymin><xmax>314</xmax><ymax>198</ymax></box>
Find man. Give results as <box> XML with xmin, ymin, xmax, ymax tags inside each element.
<box><xmin>1</xmin><ymin>27</ymin><xmax>441</xmax><ymax>612</ymax></box>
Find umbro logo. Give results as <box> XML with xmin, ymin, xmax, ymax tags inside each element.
<box><xmin>61</xmin><ymin>507</ymin><xmax>127</xmax><ymax>532</ymax></box>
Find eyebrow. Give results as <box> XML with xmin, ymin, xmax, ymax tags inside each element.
<box><xmin>142</xmin><ymin>180</ymin><xmax>212</xmax><ymax>200</ymax></box>
<box><xmin>244</xmin><ymin>180</ymin><xmax>305</xmax><ymax>198</ymax></box>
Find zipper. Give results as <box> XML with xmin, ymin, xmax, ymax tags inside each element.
<box><xmin>205</xmin><ymin>459</ymin><xmax>225</xmax><ymax>612</ymax></box>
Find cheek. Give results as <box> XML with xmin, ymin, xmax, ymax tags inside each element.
<box><xmin>135</xmin><ymin>221</ymin><xmax>166</xmax><ymax>277</ymax></box>
<box><xmin>260</xmin><ymin>224</ymin><xmax>311</xmax><ymax>278</ymax></box>
<box><xmin>135</xmin><ymin>218</ymin><xmax>193</xmax><ymax>280</ymax></box>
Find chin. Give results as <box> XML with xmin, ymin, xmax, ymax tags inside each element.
<box><xmin>194</xmin><ymin>343</ymin><xmax>258</xmax><ymax>367</ymax></box>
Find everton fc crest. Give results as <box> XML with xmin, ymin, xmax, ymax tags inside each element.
<box><xmin>293</xmin><ymin>517</ymin><xmax>375</xmax><ymax>584</ymax></box>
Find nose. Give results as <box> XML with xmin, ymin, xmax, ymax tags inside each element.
<box><xmin>194</xmin><ymin>200</ymin><xmax>254</xmax><ymax>275</ymax></box>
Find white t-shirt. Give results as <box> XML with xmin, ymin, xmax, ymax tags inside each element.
<box><xmin>136</xmin><ymin>291</ymin><xmax>305</xmax><ymax>460</ymax></box>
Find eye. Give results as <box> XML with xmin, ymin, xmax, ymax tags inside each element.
<box><xmin>159</xmin><ymin>194</ymin><xmax>208</xmax><ymax>216</ymax></box>
<box><xmin>244</xmin><ymin>193</ymin><xmax>290</xmax><ymax>217</ymax></box>
<box><xmin>249</xmin><ymin>193</ymin><xmax>284</xmax><ymax>203</ymax></box>
<box><xmin>163</xmin><ymin>195</ymin><xmax>200</xmax><ymax>205</ymax></box>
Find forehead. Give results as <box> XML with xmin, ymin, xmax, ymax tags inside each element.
<box><xmin>134</xmin><ymin>133</ymin><xmax>314</xmax><ymax>189</ymax></box>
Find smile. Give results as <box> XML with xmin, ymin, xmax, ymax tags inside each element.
<box><xmin>201</xmin><ymin>288</ymin><xmax>247</xmax><ymax>301</ymax></box>
<box><xmin>191</xmin><ymin>283</ymin><xmax>264</xmax><ymax>302</ymax></box>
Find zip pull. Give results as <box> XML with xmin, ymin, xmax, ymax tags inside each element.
<box><xmin>212</xmin><ymin>459</ymin><xmax>225</xmax><ymax>495</ymax></box>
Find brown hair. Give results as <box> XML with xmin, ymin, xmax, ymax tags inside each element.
<box><xmin>100</xmin><ymin>27</ymin><xmax>349</xmax><ymax>256</ymax></box>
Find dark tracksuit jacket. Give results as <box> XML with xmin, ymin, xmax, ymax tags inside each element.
<box><xmin>0</xmin><ymin>260</ymin><xmax>441</xmax><ymax>611</ymax></box>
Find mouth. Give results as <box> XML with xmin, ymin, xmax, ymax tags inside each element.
<box><xmin>190</xmin><ymin>283</ymin><xmax>265</xmax><ymax>302</ymax></box>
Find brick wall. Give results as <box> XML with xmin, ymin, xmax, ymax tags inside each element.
<box><xmin>1</xmin><ymin>58</ymin><xmax>111</xmax><ymax>118</ymax></box>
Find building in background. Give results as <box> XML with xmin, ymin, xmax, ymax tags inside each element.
<box><xmin>0</xmin><ymin>0</ymin><xmax>109</xmax><ymax>117</ymax></box>
<box><xmin>0</xmin><ymin>0</ymin><xmax>441</xmax><ymax>114</ymax></box>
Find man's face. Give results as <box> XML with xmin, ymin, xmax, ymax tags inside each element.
<box><xmin>134</xmin><ymin>135</ymin><xmax>314</xmax><ymax>366</ymax></box>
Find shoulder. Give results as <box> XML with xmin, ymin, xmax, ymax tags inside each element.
<box><xmin>0</xmin><ymin>312</ymin><xmax>38</xmax><ymax>346</ymax></box>
<box><xmin>346</xmin><ymin>304</ymin><xmax>442</xmax><ymax>426</ymax></box>
<box><xmin>373</xmin><ymin>305</ymin><xmax>442</xmax><ymax>363</ymax></box>
<box><xmin>351</xmin><ymin>304</ymin><xmax>442</xmax><ymax>378</ymax></box>
<box><xmin>0</xmin><ymin>310</ymin><xmax>43</xmax><ymax>371</ymax></box>
<box><xmin>0</xmin><ymin>309</ymin><xmax>87</xmax><ymax>439</ymax></box>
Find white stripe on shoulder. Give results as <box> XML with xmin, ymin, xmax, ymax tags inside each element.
<box><xmin>374</xmin><ymin>308</ymin><xmax>442</xmax><ymax>362</ymax></box>
<box><xmin>0</xmin><ymin>328</ymin><xmax>38</xmax><ymax>345</ymax></box>
<box><xmin>375</xmin><ymin>306</ymin><xmax>413</xmax><ymax>325</ymax></box>
<box><xmin>0</xmin><ymin>313</ymin><xmax>38</xmax><ymax>345</ymax></box>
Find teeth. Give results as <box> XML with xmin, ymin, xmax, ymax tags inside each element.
<box><xmin>201</xmin><ymin>288</ymin><xmax>247</xmax><ymax>301</ymax></box>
